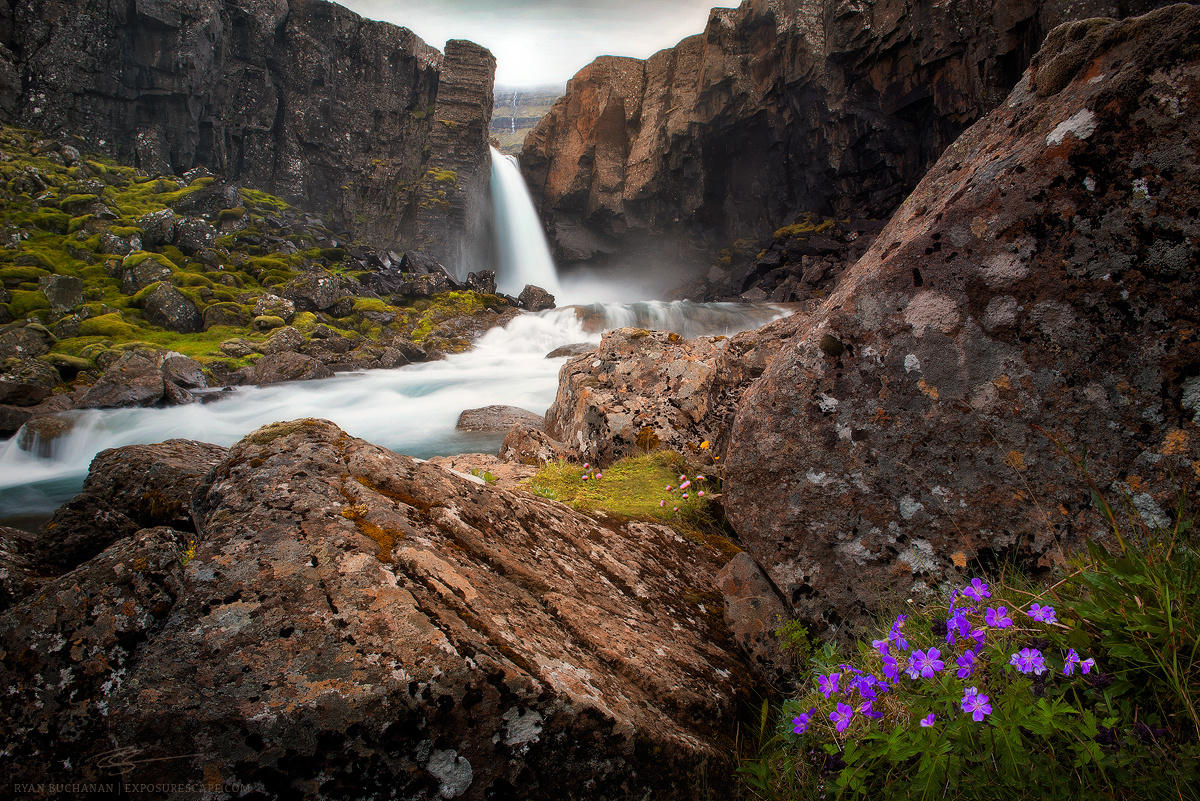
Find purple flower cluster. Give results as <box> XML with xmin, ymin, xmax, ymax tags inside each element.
<box><xmin>788</xmin><ymin>577</ymin><xmax>1098</xmax><ymax>740</ymax></box>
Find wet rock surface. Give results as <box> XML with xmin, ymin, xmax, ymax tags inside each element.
<box><xmin>546</xmin><ymin>316</ymin><xmax>802</xmax><ymax>464</ymax></box>
<box><xmin>725</xmin><ymin>5</ymin><xmax>1200</xmax><ymax>632</ymax></box>
<box><xmin>0</xmin><ymin>419</ymin><xmax>755</xmax><ymax>798</ymax></box>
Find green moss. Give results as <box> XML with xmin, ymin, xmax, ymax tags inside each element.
<box><xmin>78</xmin><ymin>312</ymin><xmax>137</xmax><ymax>338</ymax></box>
<box><xmin>109</xmin><ymin>225</ymin><xmax>142</xmax><ymax>238</ymax></box>
<box><xmin>7</xmin><ymin>289</ymin><xmax>51</xmax><ymax>317</ymax></box>
<box><xmin>218</xmin><ymin>206</ymin><xmax>246</xmax><ymax>222</ymax></box>
<box><xmin>158</xmin><ymin>245</ymin><xmax>187</xmax><ymax>266</ymax></box>
<box><xmin>28</xmin><ymin>208</ymin><xmax>70</xmax><ymax>233</ymax></box>
<box><xmin>773</xmin><ymin>212</ymin><xmax>836</xmax><ymax>240</ymax></box>
<box><xmin>238</xmin><ymin>188</ymin><xmax>289</xmax><ymax>213</ymax></box>
<box><xmin>426</xmin><ymin>168</ymin><xmax>458</xmax><ymax>184</ymax></box>
<box><xmin>122</xmin><ymin>251</ymin><xmax>175</xmax><ymax>271</ymax></box>
<box><xmin>352</xmin><ymin>297</ymin><xmax>391</xmax><ymax>313</ymax></box>
<box><xmin>1</xmin><ymin>265</ymin><xmax>51</xmax><ymax>283</ymax></box>
<box><xmin>525</xmin><ymin>451</ymin><xmax>724</xmax><ymax>538</ymax></box>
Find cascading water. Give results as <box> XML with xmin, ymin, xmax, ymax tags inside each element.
<box><xmin>489</xmin><ymin>147</ymin><xmax>562</xmax><ymax>297</ymax></box>
<box><xmin>0</xmin><ymin>302</ymin><xmax>790</xmax><ymax>524</ymax></box>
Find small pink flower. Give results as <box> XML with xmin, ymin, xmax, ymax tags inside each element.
<box><xmin>679</xmin><ymin>474</ymin><xmax>686</xmax><ymax>481</ymax></box>
<box><xmin>595</xmin><ymin>473</ymin><xmax>603</xmax><ymax>479</ymax></box>
<box><xmin>696</xmin><ymin>475</ymin><xmax>705</xmax><ymax>481</ymax></box>
<box><xmin>672</xmin><ymin>507</ymin><xmax>678</xmax><ymax>512</ymax></box>
<box><xmin>680</xmin><ymin>480</ymin><xmax>691</xmax><ymax>490</ymax></box>
<box><xmin>697</xmin><ymin>491</ymin><xmax>704</xmax><ymax>496</ymax></box>
<box><xmin>682</xmin><ymin>493</ymin><xmax>689</xmax><ymax>499</ymax></box>
<box><xmin>659</xmin><ymin>500</ymin><xmax>665</xmax><ymax>507</ymax></box>
<box><xmin>581</xmin><ymin>475</ymin><xmax>589</xmax><ymax>480</ymax></box>
<box><xmin>583</xmin><ymin>463</ymin><xmax>590</xmax><ymax>469</ymax></box>
<box><xmin>665</xmin><ymin>485</ymin><xmax>673</xmax><ymax>491</ymax></box>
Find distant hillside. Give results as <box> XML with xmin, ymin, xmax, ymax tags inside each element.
<box><xmin>490</xmin><ymin>85</ymin><xmax>563</xmax><ymax>155</ymax></box>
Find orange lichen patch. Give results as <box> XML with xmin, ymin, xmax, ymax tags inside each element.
<box><xmin>993</xmin><ymin>374</ymin><xmax>1013</xmax><ymax>392</ymax></box>
<box><xmin>950</xmin><ymin>551</ymin><xmax>968</xmax><ymax>568</ymax></box>
<box><xmin>1125</xmin><ymin>474</ymin><xmax>1147</xmax><ymax>493</ymax></box>
<box><xmin>873</xmin><ymin>407</ymin><xmax>891</xmax><ymax>425</ymax></box>
<box><xmin>918</xmin><ymin>379</ymin><xmax>939</xmax><ymax>400</ymax></box>
<box><xmin>1161</xmin><ymin>428</ymin><xmax>1190</xmax><ymax>456</ymax></box>
<box><xmin>340</xmin><ymin>503</ymin><xmax>400</xmax><ymax>562</ymax></box>
<box><xmin>970</xmin><ymin>217</ymin><xmax>989</xmax><ymax>238</ymax></box>
<box><xmin>1005</xmin><ymin>451</ymin><xmax>1027</xmax><ymax>472</ymax></box>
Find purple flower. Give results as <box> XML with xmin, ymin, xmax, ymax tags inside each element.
<box><xmin>961</xmin><ymin>578</ymin><xmax>991</xmax><ymax>602</ymax></box>
<box><xmin>871</xmin><ymin>637</ymin><xmax>890</xmax><ymax>656</ymax></box>
<box><xmin>961</xmin><ymin>687</ymin><xmax>992</xmax><ymax>722</ymax></box>
<box><xmin>920</xmin><ymin>713</ymin><xmax>936</xmax><ymax>727</ymax></box>
<box><xmin>1063</xmin><ymin>648</ymin><xmax>1081</xmax><ymax>676</ymax></box>
<box><xmin>1081</xmin><ymin>657</ymin><xmax>1095</xmax><ymax>675</ymax></box>
<box><xmin>859</xmin><ymin>700</ymin><xmax>883</xmax><ymax>720</ymax></box>
<box><xmin>968</xmin><ymin>628</ymin><xmax>987</xmax><ymax>648</ymax></box>
<box><xmin>906</xmin><ymin>647</ymin><xmax>944</xmax><ymax>679</ymax></box>
<box><xmin>881</xmin><ymin>654</ymin><xmax>900</xmax><ymax>682</ymax></box>
<box><xmin>818</xmin><ymin>672</ymin><xmax>841</xmax><ymax>699</ymax></box>
<box><xmin>829</xmin><ymin>702</ymin><xmax>854</xmax><ymax>733</ymax></box>
<box><xmin>1028</xmin><ymin>603</ymin><xmax>1057</xmax><ymax>624</ymax></box>
<box><xmin>792</xmin><ymin>707</ymin><xmax>818</xmax><ymax>734</ymax></box>
<box><xmin>946</xmin><ymin>607</ymin><xmax>972</xmax><ymax>644</ymax></box>
<box><xmin>1010</xmin><ymin>647</ymin><xmax>1047</xmax><ymax>675</ymax></box>
<box><xmin>956</xmin><ymin>650</ymin><xmax>978</xmax><ymax>680</ymax></box>
<box><xmin>851</xmin><ymin>674</ymin><xmax>880</xmax><ymax>700</ymax></box>
<box><xmin>889</xmin><ymin>615</ymin><xmax>910</xmax><ymax>651</ymax></box>
<box><xmin>985</xmin><ymin>606</ymin><xmax>1013</xmax><ymax>628</ymax></box>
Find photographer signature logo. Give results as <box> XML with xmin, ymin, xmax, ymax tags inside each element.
<box><xmin>92</xmin><ymin>745</ymin><xmax>203</xmax><ymax>777</ymax></box>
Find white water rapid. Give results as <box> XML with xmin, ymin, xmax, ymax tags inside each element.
<box><xmin>0</xmin><ymin>302</ymin><xmax>789</xmax><ymax>524</ymax></box>
<box><xmin>489</xmin><ymin>147</ymin><xmax>562</xmax><ymax>297</ymax></box>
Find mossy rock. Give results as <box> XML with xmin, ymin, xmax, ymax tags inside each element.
<box><xmin>78</xmin><ymin>312</ymin><xmax>139</xmax><ymax>338</ymax></box>
<box><xmin>252</xmin><ymin>314</ymin><xmax>286</xmax><ymax>331</ymax></box>
<box><xmin>7</xmin><ymin>289</ymin><xmax>51</xmax><ymax>317</ymax></box>
<box><xmin>1</xmin><ymin>265</ymin><xmax>52</xmax><ymax>284</ymax></box>
<box><xmin>28</xmin><ymin>209</ymin><xmax>70</xmax><ymax>233</ymax></box>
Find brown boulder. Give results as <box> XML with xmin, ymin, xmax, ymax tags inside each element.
<box><xmin>456</xmin><ymin>404</ymin><xmax>544</xmax><ymax>432</ymax></box>
<box><xmin>497</xmin><ymin>424</ymin><xmax>571</xmax><ymax>466</ymax></box>
<box><xmin>546</xmin><ymin>317</ymin><xmax>799</xmax><ymax>464</ymax></box>
<box><xmin>4</xmin><ymin>419</ymin><xmax>753</xmax><ymax>797</ymax></box>
<box><xmin>80</xmin><ymin>350</ymin><xmax>206</xmax><ymax>409</ymax></box>
<box><xmin>725</xmin><ymin>5</ymin><xmax>1200</xmax><ymax>631</ymax></box>
<box><xmin>0</xmin><ymin>526</ymin><xmax>42</xmax><ymax>612</ymax></box>
<box><xmin>0</xmin><ymin>357</ymin><xmax>61</xmax><ymax>406</ymax></box>
<box><xmin>36</xmin><ymin>439</ymin><xmax>227</xmax><ymax>572</ymax></box>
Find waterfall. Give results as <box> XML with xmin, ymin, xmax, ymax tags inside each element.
<box><xmin>489</xmin><ymin>147</ymin><xmax>562</xmax><ymax>297</ymax></box>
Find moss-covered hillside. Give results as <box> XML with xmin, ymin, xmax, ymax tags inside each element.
<box><xmin>0</xmin><ymin>126</ymin><xmax>516</xmax><ymax>429</ymax></box>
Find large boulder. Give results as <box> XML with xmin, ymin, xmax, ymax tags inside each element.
<box><xmin>282</xmin><ymin>271</ymin><xmax>344</xmax><ymax>312</ymax></box>
<box><xmin>546</xmin><ymin>317</ymin><xmax>798</xmax><ymax>464</ymax></box>
<box><xmin>725</xmin><ymin>6</ymin><xmax>1200</xmax><ymax>631</ymax></box>
<box><xmin>135</xmin><ymin>208</ymin><xmax>176</xmax><ymax>246</ymax></box>
<box><xmin>142</xmin><ymin>284</ymin><xmax>203</xmax><ymax>333</ymax></box>
<box><xmin>80</xmin><ymin>350</ymin><xmax>206</xmax><ymax>409</ymax></box>
<box><xmin>0</xmin><ymin>419</ymin><xmax>753</xmax><ymax>797</ymax></box>
<box><xmin>35</xmin><ymin>439</ymin><xmax>227</xmax><ymax>573</ymax></box>
<box><xmin>0</xmin><ymin>357</ymin><xmax>61</xmax><ymax>406</ymax></box>
<box><xmin>37</xmin><ymin>274</ymin><xmax>82</xmax><ymax>313</ymax></box>
<box><xmin>497</xmin><ymin>424</ymin><xmax>571</xmax><ymax>466</ymax></box>
<box><xmin>251</xmin><ymin>292</ymin><xmax>296</xmax><ymax>323</ymax></box>
<box><xmin>253</xmin><ymin>351</ymin><xmax>333</xmax><ymax>384</ymax></box>
<box><xmin>0</xmin><ymin>526</ymin><xmax>42</xmax><ymax>612</ymax></box>
<box><xmin>173</xmin><ymin>217</ymin><xmax>217</xmax><ymax>254</ymax></box>
<box><xmin>0</xmin><ymin>323</ymin><xmax>55</xmax><ymax>359</ymax></box>
<box><xmin>518</xmin><ymin>284</ymin><xmax>555</xmax><ymax>311</ymax></box>
<box><xmin>120</xmin><ymin>256</ymin><xmax>173</xmax><ymax>294</ymax></box>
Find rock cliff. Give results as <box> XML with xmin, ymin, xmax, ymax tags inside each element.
<box><xmin>724</xmin><ymin>4</ymin><xmax>1200</xmax><ymax>631</ymax></box>
<box><xmin>521</xmin><ymin>0</ymin><xmax>1174</xmax><ymax>274</ymax></box>
<box><xmin>0</xmin><ymin>0</ymin><xmax>495</xmax><ymax>269</ymax></box>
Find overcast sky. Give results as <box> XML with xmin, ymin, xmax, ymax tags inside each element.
<box><xmin>339</xmin><ymin>0</ymin><xmax>738</xmax><ymax>87</ymax></box>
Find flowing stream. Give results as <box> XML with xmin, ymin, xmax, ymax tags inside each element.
<box><xmin>0</xmin><ymin>302</ymin><xmax>788</xmax><ymax>525</ymax></box>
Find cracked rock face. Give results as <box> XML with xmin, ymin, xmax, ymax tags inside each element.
<box><xmin>725</xmin><ymin>5</ymin><xmax>1200</xmax><ymax>632</ymax></box>
<box><xmin>2</xmin><ymin>419</ymin><xmax>754</xmax><ymax>799</ymax></box>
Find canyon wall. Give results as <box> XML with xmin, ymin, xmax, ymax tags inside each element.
<box><xmin>0</xmin><ymin>0</ymin><xmax>495</xmax><ymax>269</ymax></box>
<box><xmin>521</xmin><ymin>0</ymin><xmax>1174</xmax><ymax>270</ymax></box>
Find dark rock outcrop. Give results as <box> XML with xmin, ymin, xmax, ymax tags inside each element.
<box><xmin>36</xmin><ymin>439</ymin><xmax>227</xmax><ymax>572</ymax></box>
<box><xmin>0</xmin><ymin>0</ymin><xmax>496</xmax><ymax>267</ymax></box>
<box><xmin>518</xmin><ymin>284</ymin><xmax>555</xmax><ymax>311</ymax></box>
<box><xmin>0</xmin><ymin>419</ymin><xmax>755</xmax><ymax>798</ymax></box>
<box><xmin>253</xmin><ymin>350</ymin><xmax>333</xmax><ymax>384</ymax></box>
<box><xmin>522</xmin><ymin>0</ymin><xmax>1174</xmax><ymax>273</ymax></box>
<box><xmin>725</xmin><ymin>4</ymin><xmax>1200</xmax><ymax>631</ymax></box>
<box><xmin>0</xmin><ymin>357</ymin><xmax>61</xmax><ymax>406</ymax></box>
<box><xmin>498</xmin><ymin>424</ymin><xmax>571</xmax><ymax>466</ymax></box>
<box><xmin>141</xmin><ymin>283</ymin><xmax>203</xmax><ymax>333</ymax></box>
<box><xmin>79</xmin><ymin>350</ymin><xmax>207</xmax><ymax>408</ymax></box>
